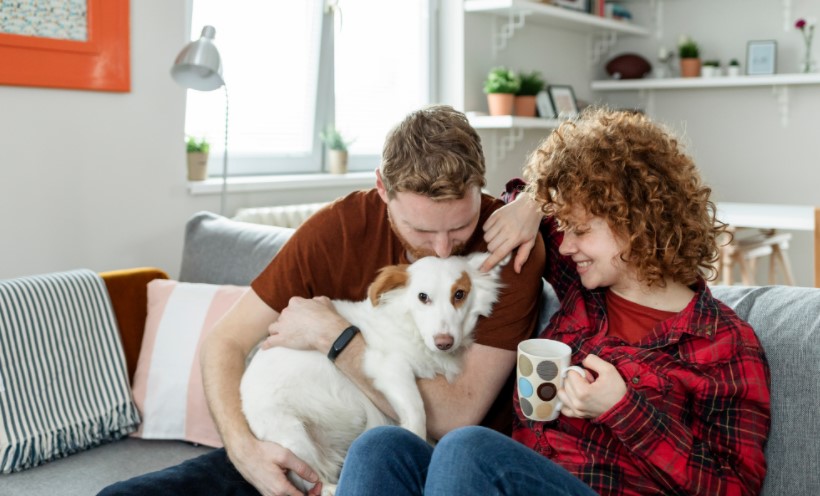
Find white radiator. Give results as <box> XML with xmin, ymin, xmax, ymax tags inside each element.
<box><xmin>232</xmin><ymin>202</ymin><xmax>328</xmax><ymax>228</ymax></box>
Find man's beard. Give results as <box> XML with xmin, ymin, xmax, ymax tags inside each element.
<box><xmin>387</xmin><ymin>209</ymin><xmax>467</xmax><ymax>260</ymax></box>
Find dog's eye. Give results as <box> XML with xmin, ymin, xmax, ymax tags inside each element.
<box><xmin>418</xmin><ymin>293</ymin><xmax>429</xmax><ymax>303</ymax></box>
<box><xmin>454</xmin><ymin>289</ymin><xmax>465</xmax><ymax>301</ymax></box>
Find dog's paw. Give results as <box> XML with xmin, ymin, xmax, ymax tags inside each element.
<box><xmin>322</xmin><ymin>483</ymin><xmax>337</xmax><ymax>496</ymax></box>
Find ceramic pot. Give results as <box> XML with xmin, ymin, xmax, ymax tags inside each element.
<box><xmin>679</xmin><ymin>58</ymin><xmax>701</xmax><ymax>78</ymax></box>
<box><xmin>328</xmin><ymin>149</ymin><xmax>348</xmax><ymax>174</ymax></box>
<box><xmin>186</xmin><ymin>152</ymin><xmax>208</xmax><ymax>181</ymax></box>
<box><xmin>514</xmin><ymin>95</ymin><xmax>537</xmax><ymax>117</ymax></box>
<box><xmin>487</xmin><ymin>93</ymin><xmax>515</xmax><ymax>116</ymax></box>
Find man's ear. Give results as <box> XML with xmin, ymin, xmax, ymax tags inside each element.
<box><xmin>375</xmin><ymin>169</ymin><xmax>389</xmax><ymax>203</ymax></box>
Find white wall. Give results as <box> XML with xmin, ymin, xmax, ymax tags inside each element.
<box><xmin>0</xmin><ymin>1</ymin><xmax>364</xmax><ymax>280</ymax></box>
<box><xmin>465</xmin><ymin>0</ymin><xmax>820</xmax><ymax>286</ymax></box>
<box><xmin>2</xmin><ymin>1</ymin><xmax>817</xmax><ymax>285</ymax></box>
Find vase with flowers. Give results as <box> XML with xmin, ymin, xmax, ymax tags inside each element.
<box><xmin>795</xmin><ymin>18</ymin><xmax>816</xmax><ymax>73</ymax></box>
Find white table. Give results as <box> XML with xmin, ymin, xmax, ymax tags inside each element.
<box><xmin>716</xmin><ymin>202</ymin><xmax>820</xmax><ymax>287</ymax></box>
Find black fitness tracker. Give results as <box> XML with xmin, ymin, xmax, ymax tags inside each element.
<box><xmin>327</xmin><ymin>325</ymin><xmax>360</xmax><ymax>362</ymax></box>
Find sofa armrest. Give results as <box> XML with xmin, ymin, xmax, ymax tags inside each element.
<box><xmin>100</xmin><ymin>267</ymin><xmax>169</xmax><ymax>383</ymax></box>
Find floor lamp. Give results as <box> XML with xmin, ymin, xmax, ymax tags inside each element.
<box><xmin>171</xmin><ymin>25</ymin><xmax>230</xmax><ymax>216</ymax></box>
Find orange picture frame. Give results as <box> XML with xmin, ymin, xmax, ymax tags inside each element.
<box><xmin>0</xmin><ymin>0</ymin><xmax>130</xmax><ymax>92</ymax></box>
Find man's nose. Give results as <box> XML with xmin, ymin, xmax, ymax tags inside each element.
<box><xmin>433</xmin><ymin>233</ymin><xmax>453</xmax><ymax>258</ymax></box>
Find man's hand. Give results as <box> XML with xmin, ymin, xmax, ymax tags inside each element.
<box><xmin>261</xmin><ymin>296</ymin><xmax>350</xmax><ymax>352</ymax></box>
<box><xmin>231</xmin><ymin>436</ymin><xmax>323</xmax><ymax>496</ymax></box>
<box><xmin>557</xmin><ymin>354</ymin><xmax>627</xmax><ymax>419</ymax></box>
<box><xmin>482</xmin><ymin>192</ymin><xmax>544</xmax><ymax>273</ymax></box>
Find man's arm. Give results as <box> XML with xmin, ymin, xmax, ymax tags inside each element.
<box><xmin>263</xmin><ymin>295</ymin><xmax>516</xmax><ymax>440</ymax></box>
<box><xmin>200</xmin><ymin>290</ymin><xmax>322</xmax><ymax>496</ymax></box>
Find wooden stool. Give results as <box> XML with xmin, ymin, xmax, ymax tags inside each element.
<box><xmin>719</xmin><ymin>228</ymin><xmax>796</xmax><ymax>286</ymax></box>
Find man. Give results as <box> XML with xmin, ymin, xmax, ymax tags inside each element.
<box><xmin>101</xmin><ymin>105</ymin><xmax>545</xmax><ymax>496</ymax></box>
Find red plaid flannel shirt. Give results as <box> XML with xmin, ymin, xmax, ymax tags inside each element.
<box><xmin>505</xmin><ymin>180</ymin><xmax>771</xmax><ymax>495</ymax></box>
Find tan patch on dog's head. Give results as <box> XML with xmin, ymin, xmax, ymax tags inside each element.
<box><xmin>369</xmin><ymin>264</ymin><xmax>410</xmax><ymax>306</ymax></box>
<box><xmin>450</xmin><ymin>271</ymin><xmax>472</xmax><ymax>308</ymax></box>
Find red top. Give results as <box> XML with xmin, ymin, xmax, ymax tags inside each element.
<box><xmin>605</xmin><ymin>290</ymin><xmax>676</xmax><ymax>344</ymax></box>
<box><xmin>504</xmin><ymin>179</ymin><xmax>771</xmax><ymax>496</ymax></box>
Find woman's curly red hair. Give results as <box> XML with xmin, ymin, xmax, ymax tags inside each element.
<box><xmin>524</xmin><ymin>107</ymin><xmax>724</xmax><ymax>286</ymax></box>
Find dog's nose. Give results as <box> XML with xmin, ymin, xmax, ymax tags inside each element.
<box><xmin>434</xmin><ymin>334</ymin><xmax>454</xmax><ymax>351</ymax></box>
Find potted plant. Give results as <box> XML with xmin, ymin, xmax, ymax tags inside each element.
<box><xmin>320</xmin><ymin>126</ymin><xmax>354</xmax><ymax>174</ymax></box>
<box><xmin>678</xmin><ymin>35</ymin><xmax>701</xmax><ymax>77</ymax></box>
<box><xmin>727</xmin><ymin>58</ymin><xmax>741</xmax><ymax>77</ymax></box>
<box><xmin>483</xmin><ymin>66</ymin><xmax>520</xmax><ymax>116</ymax></box>
<box><xmin>514</xmin><ymin>70</ymin><xmax>545</xmax><ymax>117</ymax></box>
<box><xmin>701</xmin><ymin>59</ymin><xmax>720</xmax><ymax>78</ymax></box>
<box><xmin>186</xmin><ymin>136</ymin><xmax>210</xmax><ymax>181</ymax></box>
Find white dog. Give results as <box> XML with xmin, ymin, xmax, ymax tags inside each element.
<box><xmin>240</xmin><ymin>252</ymin><xmax>505</xmax><ymax>495</ymax></box>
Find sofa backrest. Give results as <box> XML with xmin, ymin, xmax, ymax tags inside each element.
<box><xmin>709</xmin><ymin>284</ymin><xmax>820</xmax><ymax>496</ymax></box>
<box><xmin>179</xmin><ymin>211</ymin><xmax>295</xmax><ymax>285</ymax></box>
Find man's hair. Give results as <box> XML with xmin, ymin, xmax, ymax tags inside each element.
<box><xmin>524</xmin><ymin>107</ymin><xmax>724</xmax><ymax>286</ymax></box>
<box><xmin>380</xmin><ymin>105</ymin><xmax>486</xmax><ymax>200</ymax></box>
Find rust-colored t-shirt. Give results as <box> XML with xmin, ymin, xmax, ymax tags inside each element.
<box><xmin>251</xmin><ymin>188</ymin><xmax>546</xmax><ymax>432</ymax></box>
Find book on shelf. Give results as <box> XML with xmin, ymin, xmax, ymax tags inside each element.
<box><xmin>588</xmin><ymin>0</ymin><xmax>605</xmax><ymax>17</ymax></box>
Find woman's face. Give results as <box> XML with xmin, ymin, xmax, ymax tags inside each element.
<box><xmin>557</xmin><ymin>209</ymin><xmax>634</xmax><ymax>292</ymax></box>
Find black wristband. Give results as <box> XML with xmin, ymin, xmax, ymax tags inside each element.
<box><xmin>327</xmin><ymin>325</ymin><xmax>360</xmax><ymax>362</ymax></box>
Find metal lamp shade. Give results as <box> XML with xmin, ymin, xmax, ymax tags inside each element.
<box><xmin>171</xmin><ymin>25</ymin><xmax>224</xmax><ymax>91</ymax></box>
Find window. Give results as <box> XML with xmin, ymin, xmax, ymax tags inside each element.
<box><xmin>185</xmin><ymin>0</ymin><xmax>434</xmax><ymax>176</ymax></box>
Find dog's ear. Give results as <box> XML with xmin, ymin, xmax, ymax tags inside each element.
<box><xmin>368</xmin><ymin>264</ymin><xmax>410</xmax><ymax>306</ymax></box>
<box><xmin>466</xmin><ymin>251</ymin><xmax>510</xmax><ymax>278</ymax></box>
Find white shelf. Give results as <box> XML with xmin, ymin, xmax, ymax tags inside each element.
<box><xmin>464</xmin><ymin>0</ymin><xmax>650</xmax><ymax>37</ymax></box>
<box><xmin>591</xmin><ymin>73</ymin><xmax>820</xmax><ymax>91</ymax></box>
<box><xmin>469</xmin><ymin>115</ymin><xmax>562</xmax><ymax>129</ymax></box>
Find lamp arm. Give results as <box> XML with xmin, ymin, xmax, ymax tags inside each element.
<box><xmin>220</xmin><ymin>83</ymin><xmax>229</xmax><ymax>216</ymax></box>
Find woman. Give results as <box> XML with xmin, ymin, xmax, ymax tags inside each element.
<box><xmin>335</xmin><ymin>108</ymin><xmax>771</xmax><ymax>496</ymax></box>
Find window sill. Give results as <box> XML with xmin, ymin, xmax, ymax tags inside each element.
<box><xmin>187</xmin><ymin>171</ymin><xmax>375</xmax><ymax>195</ymax></box>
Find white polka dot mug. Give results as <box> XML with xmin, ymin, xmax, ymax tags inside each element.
<box><xmin>517</xmin><ymin>339</ymin><xmax>585</xmax><ymax>422</ymax></box>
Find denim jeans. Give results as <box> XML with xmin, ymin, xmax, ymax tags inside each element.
<box><xmin>97</xmin><ymin>448</ymin><xmax>260</xmax><ymax>496</ymax></box>
<box><xmin>336</xmin><ymin>425</ymin><xmax>598</xmax><ymax>496</ymax></box>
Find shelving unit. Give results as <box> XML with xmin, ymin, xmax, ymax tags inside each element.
<box><xmin>464</xmin><ymin>0</ymin><xmax>649</xmax><ymax>57</ymax></box>
<box><xmin>463</xmin><ymin>0</ymin><xmax>651</xmax><ymax>168</ymax></box>
<box><xmin>469</xmin><ymin>115</ymin><xmax>562</xmax><ymax>129</ymax></box>
<box><xmin>468</xmin><ymin>115</ymin><xmax>562</xmax><ymax>164</ymax></box>
<box><xmin>591</xmin><ymin>73</ymin><xmax>820</xmax><ymax>91</ymax></box>
<box><xmin>592</xmin><ymin>73</ymin><xmax>820</xmax><ymax>126</ymax></box>
<box><xmin>464</xmin><ymin>0</ymin><xmax>650</xmax><ymax>36</ymax></box>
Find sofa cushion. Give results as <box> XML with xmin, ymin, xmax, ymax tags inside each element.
<box><xmin>179</xmin><ymin>211</ymin><xmax>295</xmax><ymax>286</ymax></box>
<box><xmin>131</xmin><ymin>279</ymin><xmax>248</xmax><ymax>448</ymax></box>
<box><xmin>0</xmin><ymin>270</ymin><xmax>140</xmax><ymax>473</ymax></box>
<box><xmin>710</xmin><ymin>284</ymin><xmax>820</xmax><ymax>496</ymax></box>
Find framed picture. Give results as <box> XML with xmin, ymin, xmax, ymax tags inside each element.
<box><xmin>746</xmin><ymin>40</ymin><xmax>777</xmax><ymax>76</ymax></box>
<box><xmin>547</xmin><ymin>85</ymin><xmax>579</xmax><ymax>117</ymax></box>
<box><xmin>553</xmin><ymin>0</ymin><xmax>590</xmax><ymax>12</ymax></box>
<box><xmin>0</xmin><ymin>0</ymin><xmax>130</xmax><ymax>92</ymax></box>
<box><xmin>536</xmin><ymin>90</ymin><xmax>556</xmax><ymax>119</ymax></box>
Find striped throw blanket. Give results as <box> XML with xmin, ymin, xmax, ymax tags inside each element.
<box><xmin>0</xmin><ymin>269</ymin><xmax>140</xmax><ymax>473</ymax></box>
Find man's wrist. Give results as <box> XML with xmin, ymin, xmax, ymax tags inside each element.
<box><xmin>327</xmin><ymin>325</ymin><xmax>360</xmax><ymax>362</ymax></box>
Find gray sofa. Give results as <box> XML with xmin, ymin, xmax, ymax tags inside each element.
<box><xmin>4</xmin><ymin>211</ymin><xmax>819</xmax><ymax>495</ymax></box>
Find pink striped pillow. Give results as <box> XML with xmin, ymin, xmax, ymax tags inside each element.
<box><xmin>131</xmin><ymin>280</ymin><xmax>248</xmax><ymax>447</ymax></box>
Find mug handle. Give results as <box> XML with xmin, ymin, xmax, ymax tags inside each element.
<box><xmin>552</xmin><ymin>365</ymin><xmax>587</xmax><ymax>416</ymax></box>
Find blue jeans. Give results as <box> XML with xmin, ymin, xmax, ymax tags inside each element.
<box><xmin>97</xmin><ymin>448</ymin><xmax>260</xmax><ymax>496</ymax></box>
<box><xmin>336</xmin><ymin>426</ymin><xmax>598</xmax><ymax>496</ymax></box>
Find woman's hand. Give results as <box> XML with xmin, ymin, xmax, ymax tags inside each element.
<box><xmin>481</xmin><ymin>192</ymin><xmax>544</xmax><ymax>273</ymax></box>
<box><xmin>557</xmin><ymin>355</ymin><xmax>627</xmax><ymax>419</ymax></box>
